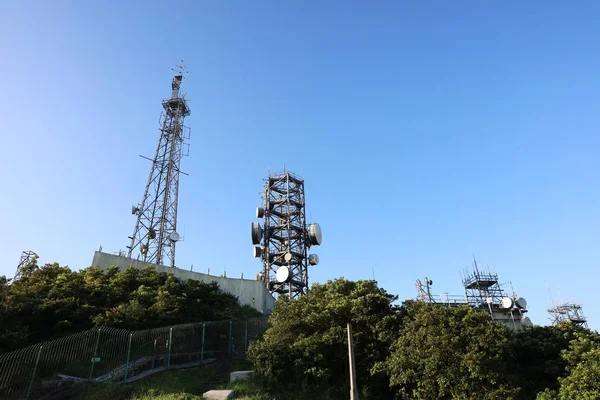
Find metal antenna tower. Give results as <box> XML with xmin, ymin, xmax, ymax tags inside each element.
<box><xmin>127</xmin><ymin>61</ymin><xmax>191</xmax><ymax>268</ymax></box>
<box><xmin>14</xmin><ymin>250</ymin><xmax>38</xmax><ymax>281</ymax></box>
<box><xmin>548</xmin><ymin>301</ymin><xmax>588</xmax><ymax>328</ymax></box>
<box><xmin>251</xmin><ymin>171</ymin><xmax>322</xmax><ymax>299</ymax></box>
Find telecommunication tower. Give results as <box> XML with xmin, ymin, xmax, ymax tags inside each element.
<box><xmin>127</xmin><ymin>62</ymin><xmax>191</xmax><ymax>268</ymax></box>
<box><xmin>251</xmin><ymin>171</ymin><xmax>322</xmax><ymax>299</ymax></box>
<box><xmin>13</xmin><ymin>250</ymin><xmax>38</xmax><ymax>281</ymax></box>
<box><xmin>548</xmin><ymin>302</ymin><xmax>588</xmax><ymax>328</ymax></box>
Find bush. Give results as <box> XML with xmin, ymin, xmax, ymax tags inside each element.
<box><xmin>248</xmin><ymin>279</ymin><xmax>401</xmax><ymax>400</ymax></box>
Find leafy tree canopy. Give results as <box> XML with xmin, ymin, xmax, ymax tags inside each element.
<box><xmin>248</xmin><ymin>278</ymin><xmax>402</xmax><ymax>400</ymax></box>
<box><xmin>385</xmin><ymin>301</ymin><xmax>519</xmax><ymax>400</ymax></box>
<box><xmin>0</xmin><ymin>260</ymin><xmax>260</xmax><ymax>353</ymax></box>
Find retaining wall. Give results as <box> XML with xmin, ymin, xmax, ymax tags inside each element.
<box><xmin>91</xmin><ymin>252</ymin><xmax>275</xmax><ymax>314</ymax></box>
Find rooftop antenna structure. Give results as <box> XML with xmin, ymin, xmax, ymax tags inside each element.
<box><xmin>127</xmin><ymin>61</ymin><xmax>191</xmax><ymax>268</ymax></box>
<box><xmin>548</xmin><ymin>298</ymin><xmax>588</xmax><ymax>328</ymax></box>
<box><xmin>462</xmin><ymin>258</ymin><xmax>528</xmax><ymax>321</ymax></box>
<box><xmin>416</xmin><ymin>277</ymin><xmax>434</xmax><ymax>302</ymax></box>
<box><xmin>13</xmin><ymin>250</ymin><xmax>38</xmax><ymax>281</ymax></box>
<box><xmin>252</xmin><ymin>170</ymin><xmax>322</xmax><ymax>300</ymax></box>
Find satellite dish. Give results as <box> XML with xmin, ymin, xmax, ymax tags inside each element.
<box><xmin>309</xmin><ymin>254</ymin><xmax>319</xmax><ymax>266</ymax></box>
<box><xmin>515</xmin><ymin>297</ymin><xmax>527</xmax><ymax>309</ymax></box>
<box><xmin>131</xmin><ymin>205</ymin><xmax>140</xmax><ymax>215</ymax></box>
<box><xmin>140</xmin><ymin>244</ymin><xmax>148</xmax><ymax>254</ymax></box>
<box><xmin>284</xmin><ymin>252</ymin><xmax>293</xmax><ymax>262</ymax></box>
<box><xmin>501</xmin><ymin>297</ymin><xmax>514</xmax><ymax>309</ymax></box>
<box><xmin>251</xmin><ymin>222</ymin><xmax>263</xmax><ymax>245</ymax></box>
<box><xmin>253</xmin><ymin>246</ymin><xmax>262</xmax><ymax>258</ymax></box>
<box><xmin>169</xmin><ymin>232</ymin><xmax>180</xmax><ymax>242</ymax></box>
<box><xmin>148</xmin><ymin>229</ymin><xmax>156</xmax><ymax>239</ymax></box>
<box><xmin>522</xmin><ymin>316</ymin><xmax>533</xmax><ymax>327</ymax></box>
<box><xmin>276</xmin><ymin>266</ymin><xmax>291</xmax><ymax>283</ymax></box>
<box><xmin>256</xmin><ymin>207</ymin><xmax>264</xmax><ymax>218</ymax></box>
<box><xmin>428</xmin><ymin>279</ymin><xmax>433</xmax><ymax>286</ymax></box>
<box><xmin>308</xmin><ymin>223</ymin><xmax>322</xmax><ymax>246</ymax></box>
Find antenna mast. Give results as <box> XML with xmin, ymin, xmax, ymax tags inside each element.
<box><xmin>251</xmin><ymin>170</ymin><xmax>322</xmax><ymax>299</ymax></box>
<box><xmin>127</xmin><ymin>61</ymin><xmax>191</xmax><ymax>268</ymax></box>
<box><xmin>13</xmin><ymin>250</ymin><xmax>38</xmax><ymax>281</ymax></box>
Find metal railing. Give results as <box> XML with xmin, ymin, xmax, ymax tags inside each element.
<box><xmin>0</xmin><ymin>316</ymin><xmax>268</xmax><ymax>400</ymax></box>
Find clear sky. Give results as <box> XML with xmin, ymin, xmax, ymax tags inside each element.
<box><xmin>1</xmin><ymin>1</ymin><xmax>599</xmax><ymax>329</ymax></box>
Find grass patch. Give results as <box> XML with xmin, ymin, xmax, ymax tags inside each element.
<box><xmin>66</xmin><ymin>359</ymin><xmax>254</xmax><ymax>400</ymax></box>
<box><xmin>225</xmin><ymin>375</ymin><xmax>275</xmax><ymax>400</ymax></box>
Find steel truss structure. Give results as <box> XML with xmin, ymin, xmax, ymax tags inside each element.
<box><xmin>548</xmin><ymin>302</ymin><xmax>588</xmax><ymax>328</ymax></box>
<box><xmin>127</xmin><ymin>66</ymin><xmax>191</xmax><ymax>268</ymax></box>
<box><xmin>13</xmin><ymin>250</ymin><xmax>38</xmax><ymax>281</ymax></box>
<box><xmin>252</xmin><ymin>171</ymin><xmax>321</xmax><ymax>300</ymax></box>
<box><xmin>462</xmin><ymin>260</ymin><xmax>506</xmax><ymax>309</ymax></box>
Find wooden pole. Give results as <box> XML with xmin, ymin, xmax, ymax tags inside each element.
<box><xmin>347</xmin><ymin>323</ymin><xmax>359</xmax><ymax>400</ymax></box>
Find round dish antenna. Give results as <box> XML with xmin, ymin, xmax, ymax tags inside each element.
<box><xmin>522</xmin><ymin>316</ymin><xmax>533</xmax><ymax>327</ymax></box>
<box><xmin>256</xmin><ymin>207</ymin><xmax>264</xmax><ymax>218</ymax></box>
<box><xmin>253</xmin><ymin>246</ymin><xmax>262</xmax><ymax>258</ymax></box>
<box><xmin>284</xmin><ymin>252</ymin><xmax>293</xmax><ymax>262</ymax></box>
<box><xmin>251</xmin><ymin>222</ymin><xmax>263</xmax><ymax>245</ymax></box>
<box><xmin>169</xmin><ymin>232</ymin><xmax>180</xmax><ymax>242</ymax></box>
<box><xmin>276</xmin><ymin>266</ymin><xmax>291</xmax><ymax>283</ymax></box>
<box><xmin>515</xmin><ymin>297</ymin><xmax>527</xmax><ymax>309</ymax></box>
<box><xmin>309</xmin><ymin>254</ymin><xmax>319</xmax><ymax>266</ymax></box>
<box><xmin>308</xmin><ymin>223</ymin><xmax>322</xmax><ymax>246</ymax></box>
<box><xmin>501</xmin><ymin>297</ymin><xmax>514</xmax><ymax>309</ymax></box>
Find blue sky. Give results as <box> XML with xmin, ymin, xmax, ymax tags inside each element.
<box><xmin>1</xmin><ymin>1</ymin><xmax>599</xmax><ymax>329</ymax></box>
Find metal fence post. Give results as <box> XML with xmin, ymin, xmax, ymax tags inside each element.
<box><xmin>152</xmin><ymin>339</ymin><xmax>157</xmax><ymax>369</ymax></box>
<box><xmin>167</xmin><ymin>327</ymin><xmax>173</xmax><ymax>369</ymax></box>
<box><xmin>25</xmin><ymin>345</ymin><xmax>43</xmax><ymax>400</ymax></box>
<box><xmin>123</xmin><ymin>333</ymin><xmax>133</xmax><ymax>382</ymax></box>
<box><xmin>244</xmin><ymin>320</ymin><xmax>248</xmax><ymax>352</ymax></box>
<box><xmin>201</xmin><ymin>323</ymin><xmax>205</xmax><ymax>362</ymax></box>
<box><xmin>228</xmin><ymin>320</ymin><xmax>233</xmax><ymax>357</ymax></box>
<box><xmin>89</xmin><ymin>328</ymin><xmax>101</xmax><ymax>380</ymax></box>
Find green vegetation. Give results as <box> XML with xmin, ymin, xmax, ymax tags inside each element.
<box><xmin>248</xmin><ymin>279</ymin><xmax>401</xmax><ymax>399</ymax></box>
<box><xmin>0</xmin><ymin>258</ymin><xmax>261</xmax><ymax>352</ymax></box>
<box><xmin>67</xmin><ymin>360</ymin><xmax>259</xmax><ymax>400</ymax></box>
<box><xmin>247</xmin><ymin>278</ymin><xmax>600</xmax><ymax>400</ymax></box>
<box><xmin>3</xmin><ymin>263</ymin><xmax>600</xmax><ymax>399</ymax></box>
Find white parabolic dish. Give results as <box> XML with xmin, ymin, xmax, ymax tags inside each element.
<box><xmin>308</xmin><ymin>223</ymin><xmax>322</xmax><ymax>246</ymax></box>
<box><xmin>501</xmin><ymin>297</ymin><xmax>514</xmax><ymax>309</ymax></box>
<box><xmin>276</xmin><ymin>266</ymin><xmax>291</xmax><ymax>283</ymax></box>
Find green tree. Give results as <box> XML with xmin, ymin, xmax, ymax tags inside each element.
<box><xmin>0</xmin><ymin>263</ymin><xmax>261</xmax><ymax>353</ymax></box>
<box><xmin>385</xmin><ymin>301</ymin><xmax>518</xmax><ymax>400</ymax></box>
<box><xmin>511</xmin><ymin>322</ymin><xmax>599</xmax><ymax>398</ymax></box>
<box><xmin>248</xmin><ymin>279</ymin><xmax>401</xmax><ymax>400</ymax></box>
<box><xmin>536</xmin><ymin>327</ymin><xmax>600</xmax><ymax>399</ymax></box>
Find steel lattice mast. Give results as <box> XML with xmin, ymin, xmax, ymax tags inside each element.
<box><xmin>127</xmin><ymin>63</ymin><xmax>191</xmax><ymax>268</ymax></box>
<box><xmin>13</xmin><ymin>250</ymin><xmax>38</xmax><ymax>281</ymax></box>
<box><xmin>251</xmin><ymin>171</ymin><xmax>322</xmax><ymax>299</ymax></box>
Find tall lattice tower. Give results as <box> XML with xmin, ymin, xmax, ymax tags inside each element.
<box><xmin>13</xmin><ymin>250</ymin><xmax>38</xmax><ymax>281</ymax></box>
<box><xmin>251</xmin><ymin>171</ymin><xmax>322</xmax><ymax>299</ymax></box>
<box><xmin>127</xmin><ymin>62</ymin><xmax>191</xmax><ymax>268</ymax></box>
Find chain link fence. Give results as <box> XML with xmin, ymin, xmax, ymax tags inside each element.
<box><xmin>0</xmin><ymin>316</ymin><xmax>269</xmax><ymax>400</ymax></box>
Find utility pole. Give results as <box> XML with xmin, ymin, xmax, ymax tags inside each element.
<box><xmin>347</xmin><ymin>323</ymin><xmax>359</xmax><ymax>400</ymax></box>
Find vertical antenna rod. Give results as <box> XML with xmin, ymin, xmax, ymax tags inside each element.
<box><xmin>127</xmin><ymin>61</ymin><xmax>191</xmax><ymax>268</ymax></box>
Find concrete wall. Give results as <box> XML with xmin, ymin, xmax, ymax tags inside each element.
<box><xmin>91</xmin><ymin>251</ymin><xmax>276</xmax><ymax>314</ymax></box>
